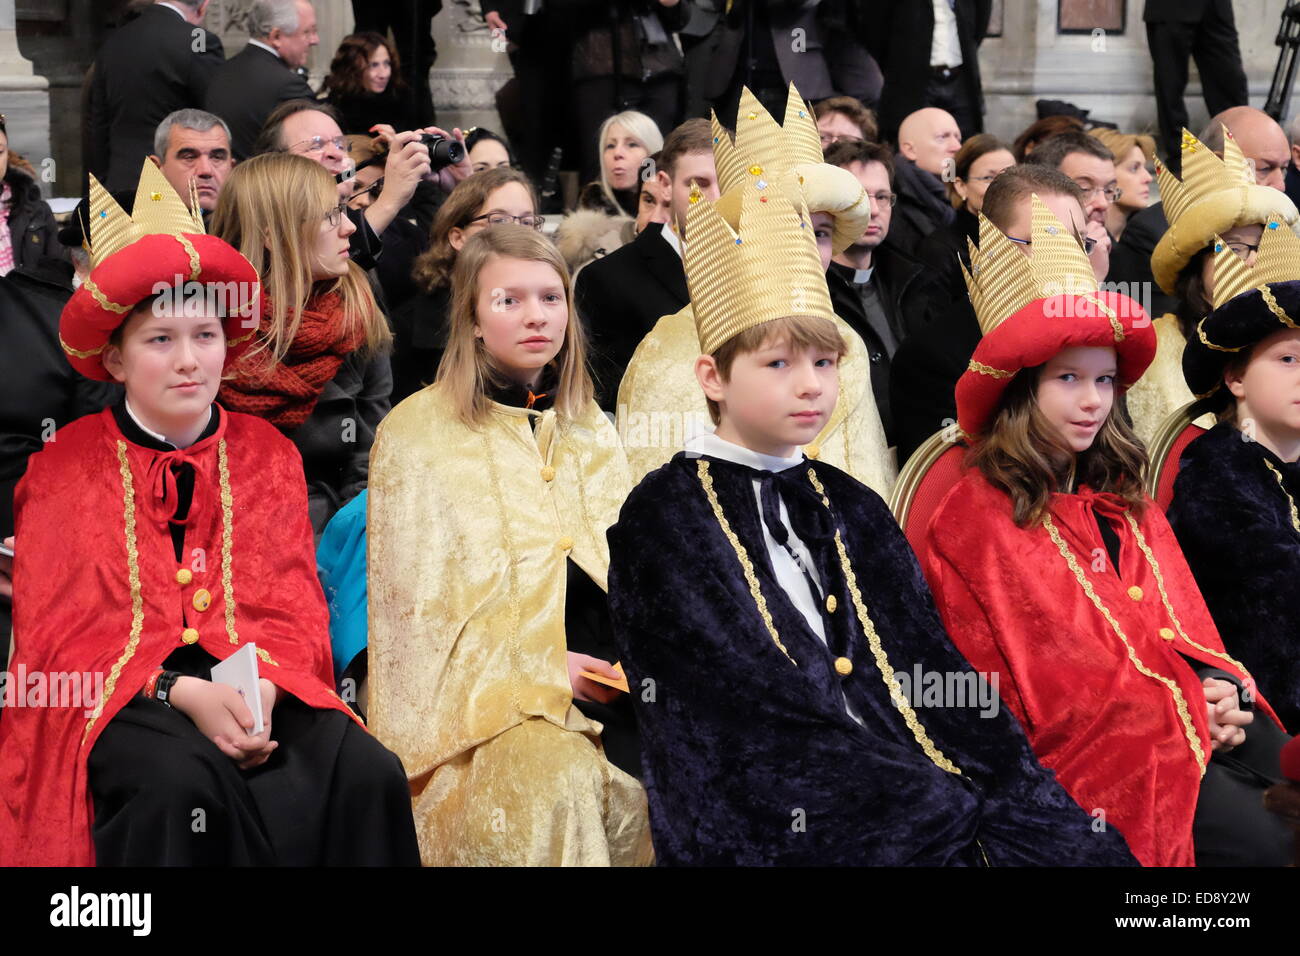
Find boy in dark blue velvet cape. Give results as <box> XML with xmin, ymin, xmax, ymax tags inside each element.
<box><xmin>604</xmin><ymin>124</ymin><xmax>1137</xmax><ymax>867</ymax></box>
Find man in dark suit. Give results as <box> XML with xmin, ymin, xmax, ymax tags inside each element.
<box><xmin>88</xmin><ymin>0</ymin><xmax>225</xmax><ymax>192</ymax></box>
<box><xmin>1145</xmin><ymin>0</ymin><xmax>1248</xmax><ymax>175</ymax></box>
<box><xmin>574</xmin><ymin>119</ymin><xmax>718</xmax><ymax>411</ymax></box>
<box><xmin>823</xmin><ymin>139</ymin><xmax>921</xmax><ymax>448</ymax></box>
<box><xmin>866</xmin><ymin>0</ymin><xmax>992</xmax><ymax>143</ymax></box>
<box><xmin>204</xmin><ymin>0</ymin><xmax>319</xmax><ymax>159</ymax></box>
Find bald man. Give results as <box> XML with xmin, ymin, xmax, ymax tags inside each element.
<box><xmin>1109</xmin><ymin>106</ymin><xmax>1290</xmax><ymax>316</ymax></box>
<box><xmin>885</xmin><ymin>107</ymin><xmax>960</xmax><ymax>257</ymax></box>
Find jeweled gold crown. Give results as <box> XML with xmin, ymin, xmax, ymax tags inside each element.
<box><xmin>1210</xmin><ymin>214</ymin><xmax>1300</xmax><ymax>309</ymax></box>
<box><xmin>1158</xmin><ymin>128</ymin><xmax>1255</xmax><ymax>227</ymax></box>
<box><xmin>685</xmin><ymin>171</ymin><xmax>835</xmax><ymax>355</ymax></box>
<box><xmin>962</xmin><ymin>194</ymin><xmax>1098</xmax><ymax>335</ymax></box>
<box><xmin>712</xmin><ymin>84</ymin><xmax>823</xmax><ymax>194</ymax></box>
<box><xmin>87</xmin><ymin>159</ymin><xmax>204</xmax><ymax>269</ymax></box>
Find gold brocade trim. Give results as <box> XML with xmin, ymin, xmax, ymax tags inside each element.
<box><xmin>967</xmin><ymin>359</ymin><xmax>1014</xmax><ymax>379</ymax></box>
<box><xmin>59</xmin><ymin>334</ymin><xmax>106</xmax><ymax>359</ymax></box>
<box><xmin>696</xmin><ymin>459</ymin><xmax>795</xmax><ymax>664</ymax></box>
<box><xmin>1122</xmin><ymin>513</ymin><xmax>1246</xmax><ymax>673</ymax></box>
<box><xmin>84</xmin><ymin>441</ymin><xmax>146</xmax><ymax>744</ymax></box>
<box><xmin>1195</xmin><ymin>316</ymin><xmax>1246</xmax><ymax>352</ymax></box>
<box><xmin>1081</xmin><ymin>292</ymin><xmax>1126</xmax><ymax>343</ymax></box>
<box><xmin>218</xmin><ymin>439</ymin><xmax>239</xmax><ymax>646</ymax></box>
<box><xmin>1261</xmin><ymin>285</ymin><xmax>1300</xmax><ymax>330</ymax></box>
<box><xmin>482</xmin><ymin>428</ymin><xmax>524</xmax><ymax>711</ymax></box>
<box><xmin>174</xmin><ymin>233</ymin><xmax>202</xmax><ymax>281</ymax></box>
<box><xmin>806</xmin><ymin>468</ymin><xmax>963</xmax><ymax>776</ymax></box>
<box><xmin>1041</xmin><ymin>513</ymin><xmax>1207</xmax><ymax>774</ymax></box>
<box><xmin>82</xmin><ymin>276</ymin><xmax>131</xmax><ymax>315</ymax></box>
<box><xmin>1263</xmin><ymin>459</ymin><xmax>1300</xmax><ymax>534</ymax></box>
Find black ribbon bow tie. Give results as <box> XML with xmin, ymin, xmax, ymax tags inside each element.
<box><xmin>753</xmin><ymin>467</ymin><xmax>836</xmax><ymax>550</ymax></box>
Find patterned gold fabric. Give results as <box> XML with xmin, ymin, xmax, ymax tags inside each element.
<box><xmin>1125</xmin><ymin>313</ymin><xmax>1212</xmax><ymax>446</ymax></box>
<box><xmin>616</xmin><ymin>305</ymin><xmax>897</xmax><ymax>495</ymax></box>
<box><xmin>367</xmin><ymin>383</ymin><xmax>652</xmax><ymax>866</ymax></box>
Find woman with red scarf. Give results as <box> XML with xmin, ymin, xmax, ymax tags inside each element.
<box><xmin>917</xmin><ymin>195</ymin><xmax>1292</xmax><ymax>867</ymax></box>
<box><xmin>212</xmin><ymin>152</ymin><xmax>392</xmax><ymax>534</ymax></box>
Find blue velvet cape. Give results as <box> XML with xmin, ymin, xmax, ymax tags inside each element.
<box><xmin>607</xmin><ymin>452</ymin><xmax>1138</xmax><ymax>866</ymax></box>
<box><xmin>1167</xmin><ymin>422</ymin><xmax>1300</xmax><ymax>732</ymax></box>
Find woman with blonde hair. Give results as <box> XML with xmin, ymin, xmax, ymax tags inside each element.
<box><xmin>211</xmin><ymin>151</ymin><xmax>392</xmax><ymax>534</ymax></box>
<box><xmin>392</xmin><ymin>165</ymin><xmax>541</xmax><ymax>402</ymax></box>
<box><xmin>368</xmin><ymin>224</ymin><xmax>651</xmax><ymax>865</ymax></box>
<box><xmin>1089</xmin><ymin>128</ymin><xmax>1155</xmax><ymax>241</ymax></box>
<box><xmin>578</xmin><ymin>110</ymin><xmax>663</xmax><ymax>217</ymax></box>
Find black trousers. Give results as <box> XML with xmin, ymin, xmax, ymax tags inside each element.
<box><xmin>925</xmin><ymin>68</ymin><xmax>980</xmax><ymax>142</ymax></box>
<box><xmin>1193</xmin><ymin>713</ymin><xmax>1293</xmax><ymax>867</ymax></box>
<box><xmin>1146</xmin><ymin>1</ymin><xmax>1249</xmax><ymax>173</ymax></box>
<box><xmin>573</xmin><ymin>73</ymin><xmax>683</xmax><ymax>186</ymax></box>
<box><xmin>88</xmin><ymin>665</ymin><xmax>420</xmax><ymax>866</ymax></box>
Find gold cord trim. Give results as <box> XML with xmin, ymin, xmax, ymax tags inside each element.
<box><xmin>227</xmin><ymin>329</ymin><xmax>256</xmax><ymax>347</ymax></box>
<box><xmin>967</xmin><ymin>359</ymin><xmax>1015</xmax><ymax>379</ymax></box>
<box><xmin>1081</xmin><ymin>292</ymin><xmax>1126</xmax><ymax>342</ymax></box>
<box><xmin>174</xmin><ymin>233</ymin><xmax>202</xmax><ymax>282</ymax></box>
<box><xmin>806</xmin><ymin>468</ymin><xmax>962</xmax><ymax>775</ymax></box>
<box><xmin>1195</xmin><ymin>315</ymin><xmax>1246</xmax><ymax>352</ymax></box>
<box><xmin>84</xmin><ymin>441</ymin><xmax>146</xmax><ymax>744</ymax></box>
<box><xmin>1260</xmin><ymin>285</ymin><xmax>1300</xmax><ymax>329</ymax></box>
<box><xmin>59</xmin><ymin>334</ymin><xmax>107</xmax><ymax>359</ymax></box>
<box><xmin>1041</xmin><ymin>513</ymin><xmax>1206</xmax><ymax>773</ymax></box>
<box><xmin>1122</xmin><ymin>512</ymin><xmax>1245</xmax><ymax>673</ymax></box>
<box><xmin>82</xmin><ymin>276</ymin><xmax>131</xmax><ymax>315</ymax></box>
<box><xmin>696</xmin><ymin>459</ymin><xmax>796</xmax><ymax>664</ymax></box>
<box><xmin>1263</xmin><ymin>459</ymin><xmax>1300</xmax><ymax>534</ymax></box>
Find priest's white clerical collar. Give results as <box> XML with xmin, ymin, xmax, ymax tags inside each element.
<box><xmin>660</xmin><ymin>221</ymin><xmax>684</xmax><ymax>259</ymax></box>
<box><xmin>125</xmin><ymin>399</ymin><xmax>211</xmax><ymax>449</ymax></box>
<box><xmin>854</xmin><ymin>266</ymin><xmax>873</xmax><ymax>284</ymax></box>
<box><xmin>686</xmin><ymin>432</ymin><xmax>805</xmax><ymax>473</ymax></box>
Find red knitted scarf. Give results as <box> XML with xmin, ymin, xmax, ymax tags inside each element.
<box><xmin>219</xmin><ymin>290</ymin><xmax>365</xmax><ymax>431</ymax></box>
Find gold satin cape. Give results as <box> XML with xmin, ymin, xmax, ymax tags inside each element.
<box><xmin>614</xmin><ymin>305</ymin><xmax>898</xmax><ymax>492</ymax></box>
<box><xmin>366</xmin><ymin>383</ymin><xmax>652</xmax><ymax>866</ymax></box>
<box><xmin>1124</xmin><ymin>312</ymin><xmax>1213</xmax><ymax>444</ymax></box>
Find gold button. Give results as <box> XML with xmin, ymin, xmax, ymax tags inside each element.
<box><xmin>558</xmin><ymin>536</ymin><xmax>574</xmax><ymax>551</ymax></box>
<box><xmin>176</xmin><ymin>568</ymin><xmax>193</xmax><ymax>585</ymax></box>
<box><xmin>806</xmin><ymin>443</ymin><xmax>821</xmax><ymax>460</ymax></box>
<box><xmin>540</xmin><ymin>465</ymin><xmax>556</xmax><ymax>482</ymax></box>
<box><xmin>1127</xmin><ymin>586</ymin><xmax>1143</xmax><ymax>601</ymax></box>
<box><xmin>834</xmin><ymin>656</ymin><xmax>853</xmax><ymax>676</ymax></box>
<box><xmin>826</xmin><ymin>594</ymin><xmax>837</xmax><ymax>613</ymax></box>
<box><xmin>181</xmin><ymin>627</ymin><xmax>200</xmax><ymax>645</ymax></box>
<box><xmin>1159</xmin><ymin>627</ymin><xmax>1176</xmax><ymax>642</ymax></box>
<box><xmin>192</xmin><ymin>588</ymin><xmax>212</xmax><ymax>612</ymax></box>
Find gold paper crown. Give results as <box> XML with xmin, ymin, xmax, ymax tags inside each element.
<box><xmin>1209</xmin><ymin>214</ymin><xmax>1300</xmax><ymax>309</ymax></box>
<box><xmin>87</xmin><ymin>158</ymin><xmax>204</xmax><ymax>269</ymax></box>
<box><xmin>684</xmin><ymin>171</ymin><xmax>835</xmax><ymax>355</ymax></box>
<box><xmin>963</xmin><ymin>194</ymin><xmax>1098</xmax><ymax>335</ymax></box>
<box><xmin>711</xmin><ymin>84</ymin><xmax>823</xmax><ymax>194</ymax></box>
<box><xmin>1158</xmin><ymin>127</ymin><xmax>1255</xmax><ymax>227</ymax></box>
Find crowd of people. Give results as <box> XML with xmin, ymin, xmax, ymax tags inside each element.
<box><xmin>0</xmin><ymin>0</ymin><xmax>1297</xmax><ymax>867</ymax></box>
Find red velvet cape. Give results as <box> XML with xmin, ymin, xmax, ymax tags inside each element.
<box><xmin>0</xmin><ymin>406</ymin><xmax>356</xmax><ymax>865</ymax></box>
<box><xmin>920</xmin><ymin>470</ymin><xmax>1280</xmax><ymax>867</ymax></box>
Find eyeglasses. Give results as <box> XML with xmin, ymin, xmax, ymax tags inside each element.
<box><xmin>287</xmin><ymin>135</ymin><xmax>348</xmax><ymax>155</ymax></box>
<box><xmin>1221</xmin><ymin>240</ymin><xmax>1261</xmax><ymax>257</ymax></box>
<box><xmin>1006</xmin><ymin>232</ymin><xmax>1098</xmax><ymax>255</ymax></box>
<box><xmin>351</xmin><ymin>176</ymin><xmax>384</xmax><ymax>200</ymax></box>
<box><xmin>869</xmin><ymin>191</ymin><xmax>898</xmax><ymax>208</ymax></box>
<box><xmin>1074</xmin><ymin>183</ymin><xmax>1123</xmax><ymax>202</ymax></box>
<box><xmin>322</xmin><ymin>201</ymin><xmax>349</xmax><ymax>228</ymax></box>
<box><xmin>465</xmin><ymin>212</ymin><xmax>545</xmax><ymax>229</ymax></box>
<box><xmin>966</xmin><ymin>173</ymin><xmax>1002</xmax><ymax>183</ymax></box>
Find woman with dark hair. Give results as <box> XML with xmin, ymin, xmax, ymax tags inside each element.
<box><xmin>464</xmin><ymin>127</ymin><xmax>517</xmax><ymax>173</ymax></box>
<box><xmin>320</xmin><ymin>32</ymin><xmax>425</xmax><ymax>134</ymax></box>
<box><xmin>392</xmin><ymin>166</ymin><xmax>541</xmax><ymax>402</ymax></box>
<box><xmin>919</xmin><ymin>198</ymin><xmax>1291</xmax><ymax>867</ymax></box>
<box><xmin>0</xmin><ymin>118</ymin><xmax>61</xmax><ymax>274</ymax></box>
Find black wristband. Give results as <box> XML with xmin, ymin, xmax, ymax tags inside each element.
<box><xmin>154</xmin><ymin>670</ymin><xmax>181</xmax><ymax>708</ymax></box>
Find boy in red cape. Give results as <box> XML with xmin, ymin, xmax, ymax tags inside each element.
<box><xmin>0</xmin><ymin>162</ymin><xmax>419</xmax><ymax>866</ymax></box>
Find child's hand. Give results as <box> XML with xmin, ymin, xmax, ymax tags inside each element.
<box><xmin>566</xmin><ymin>652</ymin><xmax>621</xmax><ymax>705</ymax></box>
<box><xmin>170</xmin><ymin>676</ymin><xmax>279</xmax><ymax>768</ymax></box>
<box><xmin>1203</xmin><ymin>677</ymin><xmax>1252</xmax><ymax>753</ymax></box>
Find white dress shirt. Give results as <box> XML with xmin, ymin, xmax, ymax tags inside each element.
<box><xmin>930</xmin><ymin>0</ymin><xmax>964</xmax><ymax>68</ymax></box>
<box><xmin>660</xmin><ymin>220</ymin><xmax>683</xmax><ymax>259</ymax></box>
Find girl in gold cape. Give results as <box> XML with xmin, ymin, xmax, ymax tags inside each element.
<box><xmin>366</xmin><ymin>226</ymin><xmax>652</xmax><ymax>866</ymax></box>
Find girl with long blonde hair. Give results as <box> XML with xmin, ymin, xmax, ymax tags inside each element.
<box><xmin>211</xmin><ymin>151</ymin><xmax>392</xmax><ymax>533</ymax></box>
<box><xmin>366</xmin><ymin>224</ymin><xmax>651</xmax><ymax>865</ymax></box>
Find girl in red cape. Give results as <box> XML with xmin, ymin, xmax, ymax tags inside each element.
<box><xmin>0</xmin><ymin>160</ymin><xmax>418</xmax><ymax>866</ymax></box>
<box><xmin>917</xmin><ymin>187</ymin><xmax>1292</xmax><ymax>867</ymax></box>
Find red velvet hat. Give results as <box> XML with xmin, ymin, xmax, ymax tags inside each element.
<box><xmin>59</xmin><ymin>161</ymin><xmax>260</xmax><ymax>381</ymax></box>
<box><xmin>956</xmin><ymin>196</ymin><xmax>1157</xmax><ymax>440</ymax></box>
